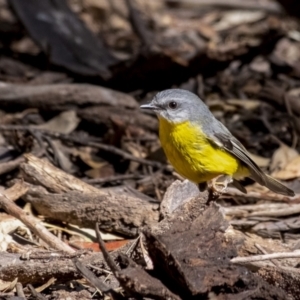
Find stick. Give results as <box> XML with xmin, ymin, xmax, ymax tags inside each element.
<box><xmin>166</xmin><ymin>0</ymin><xmax>282</xmax><ymax>13</ymax></box>
<box><xmin>231</xmin><ymin>251</ymin><xmax>300</xmax><ymax>263</ymax></box>
<box><xmin>0</xmin><ymin>182</ymin><xmax>74</xmax><ymax>253</ymax></box>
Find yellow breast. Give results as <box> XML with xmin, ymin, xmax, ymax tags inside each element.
<box><xmin>159</xmin><ymin>117</ymin><xmax>244</xmax><ymax>183</ymax></box>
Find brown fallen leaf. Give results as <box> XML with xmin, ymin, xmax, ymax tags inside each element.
<box><xmin>248</xmin><ymin>153</ymin><xmax>270</xmax><ymax>168</ymax></box>
<box><xmin>71</xmin><ymin>240</ymin><xmax>129</xmax><ymax>252</ymax></box>
<box><xmin>85</xmin><ymin>165</ymin><xmax>115</xmax><ymax>179</ymax></box>
<box><xmin>270</xmin><ymin>143</ymin><xmax>299</xmax><ymax>174</ymax></box>
<box><xmin>33</xmin><ymin>110</ymin><xmax>80</xmax><ymax>134</ymax></box>
<box><xmin>272</xmin><ymin>155</ymin><xmax>300</xmax><ymax>180</ymax></box>
<box><xmin>76</xmin><ymin>148</ymin><xmax>107</xmax><ymax>169</ymax></box>
<box><xmin>227</xmin><ymin>99</ymin><xmax>261</xmax><ymax>110</ymax></box>
<box><xmin>213</xmin><ymin>10</ymin><xmax>265</xmax><ymax>31</ymax></box>
<box><xmin>0</xmin><ymin>277</ymin><xmax>18</xmax><ymax>293</ymax></box>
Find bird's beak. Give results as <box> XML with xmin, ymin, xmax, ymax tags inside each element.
<box><xmin>140</xmin><ymin>103</ymin><xmax>158</xmax><ymax>110</ymax></box>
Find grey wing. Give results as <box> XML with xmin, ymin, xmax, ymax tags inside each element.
<box><xmin>208</xmin><ymin>131</ymin><xmax>266</xmax><ymax>186</ymax></box>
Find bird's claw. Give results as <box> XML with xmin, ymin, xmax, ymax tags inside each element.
<box><xmin>211</xmin><ymin>175</ymin><xmax>233</xmax><ymax>194</ymax></box>
<box><xmin>211</xmin><ymin>181</ymin><xmax>227</xmax><ymax>193</ymax></box>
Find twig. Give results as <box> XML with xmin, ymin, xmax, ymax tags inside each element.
<box><xmin>27</xmin><ymin>284</ymin><xmax>47</xmax><ymax>300</ymax></box>
<box><xmin>222</xmin><ymin>188</ymin><xmax>300</xmax><ymax>203</ymax></box>
<box><xmin>254</xmin><ymin>243</ymin><xmax>280</xmax><ymax>267</ymax></box>
<box><xmin>95</xmin><ymin>223</ymin><xmax>121</xmax><ymax>274</ymax></box>
<box><xmin>16</xmin><ymin>282</ymin><xmax>25</xmax><ymax>299</ymax></box>
<box><xmin>247</xmin><ymin>204</ymin><xmax>300</xmax><ymax>218</ymax></box>
<box><xmin>74</xmin><ymin>259</ymin><xmax>112</xmax><ymax>293</ymax></box>
<box><xmin>0</xmin><ymin>181</ymin><xmax>75</xmax><ymax>253</ymax></box>
<box><xmin>0</xmin><ymin>156</ymin><xmax>24</xmax><ymax>176</ymax></box>
<box><xmin>231</xmin><ymin>250</ymin><xmax>300</xmax><ymax>263</ymax></box>
<box><xmin>166</xmin><ymin>0</ymin><xmax>282</xmax><ymax>13</ymax></box>
<box><xmin>84</xmin><ymin>174</ymin><xmax>144</xmax><ymax>184</ymax></box>
<box><xmin>224</xmin><ymin>202</ymin><xmax>290</xmax><ymax>215</ymax></box>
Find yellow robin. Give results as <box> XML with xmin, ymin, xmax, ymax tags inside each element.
<box><xmin>141</xmin><ymin>89</ymin><xmax>294</xmax><ymax>196</ymax></box>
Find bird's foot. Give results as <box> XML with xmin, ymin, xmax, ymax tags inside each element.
<box><xmin>211</xmin><ymin>175</ymin><xmax>233</xmax><ymax>193</ymax></box>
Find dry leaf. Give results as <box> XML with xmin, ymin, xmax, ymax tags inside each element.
<box><xmin>249</xmin><ymin>56</ymin><xmax>271</xmax><ymax>74</ymax></box>
<box><xmin>71</xmin><ymin>240</ymin><xmax>129</xmax><ymax>252</ymax></box>
<box><xmin>273</xmin><ymin>38</ymin><xmax>300</xmax><ymax>66</ymax></box>
<box><xmin>272</xmin><ymin>155</ymin><xmax>300</xmax><ymax>180</ymax></box>
<box><xmin>270</xmin><ymin>144</ymin><xmax>299</xmax><ymax>173</ymax></box>
<box><xmin>66</xmin><ymin>224</ymin><xmax>124</xmax><ymax>241</ymax></box>
<box><xmin>213</xmin><ymin>11</ymin><xmax>265</xmax><ymax>31</ymax></box>
<box><xmin>207</xmin><ymin>99</ymin><xmax>237</xmax><ymax>112</ymax></box>
<box><xmin>35</xmin><ymin>277</ymin><xmax>56</xmax><ymax>293</ymax></box>
<box><xmin>85</xmin><ymin>164</ymin><xmax>114</xmax><ymax>179</ymax></box>
<box><xmin>248</xmin><ymin>153</ymin><xmax>270</xmax><ymax>168</ymax></box>
<box><xmin>0</xmin><ymin>277</ymin><xmax>18</xmax><ymax>292</ymax></box>
<box><xmin>77</xmin><ymin>148</ymin><xmax>108</xmax><ymax>169</ymax></box>
<box><xmin>227</xmin><ymin>99</ymin><xmax>261</xmax><ymax>110</ymax></box>
<box><xmin>0</xmin><ymin>232</ymin><xmax>12</xmax><ymax>251</ymax></box>
<box><xmin>0</xmin><ymin>213</ymin><xmax>25</xmax><ymax>251</ymax></box>
<box><xmin>34</xmin><ymin>110</ymin><xmax>80</xmax><ymax>134</ymax></box>
<box><xmin>0</xmin><ymin>213</ymin><xmax>24</xmax><ymax>234</ymax></box>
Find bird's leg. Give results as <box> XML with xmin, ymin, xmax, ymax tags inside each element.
<box><xmin>211</xmin><ymin>175</ymin><xmax>233</xmax><ymax>193</ymax></box>
<box><xmin>198</xmin><ymin>182</ymin><xmax>208</xmax><ymax>192</ymax></box>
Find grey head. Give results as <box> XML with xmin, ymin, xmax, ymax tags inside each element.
<box><xmin>140</xmin><ymin>89</ymin><xmax>213</xmax><ymax>124</ymax></box>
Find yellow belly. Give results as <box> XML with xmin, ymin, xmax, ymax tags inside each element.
<box><xmin>159</xmin><ymin>117</ymin><xmax>247</xmax><ymax>183</ymax></box>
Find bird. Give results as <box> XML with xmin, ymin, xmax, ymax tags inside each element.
<box><xmin>140</xmin><ymin>89</ymin><xmax>294</xmax><ymax>196</ymax></box>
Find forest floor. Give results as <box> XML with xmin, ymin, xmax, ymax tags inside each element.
<box><xmin>0</xmin><ymin>0</ymin><xmax>300</xmax><ymax>299</ymax></box>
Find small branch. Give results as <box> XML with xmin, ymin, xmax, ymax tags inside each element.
<box><xmin>27</xmin><ymin>284</ymin><xmax>47</xmax><ymax>300</ymax></box>
<box><xmin>84</xmin><ymin>174</ymin><xmax>143</xmax><ymax>184</ymax></box>
<box><xmin>224</xmin><ymin>202</ymin><xmax>300</xmax><ymax>218</ymax></box>
<box><xmin>0</xmin><ymin>182</ymin><xmax>74</xmax><ymax>253</ymax></box>
<box><xmin>236</xmin><ymin>189</ymin><xmax>298</xmax><ymax>202</ymax></box>
<box><xmin>231</xmin><ymin>251</ymin><xmax>300</xmax><ymax>264</ymax></box>
<box><xmin>254</xmin><ymin>243</ymin><xmax>280</xmax><ymax>267</ymax></box>
<box><xmin>166</xmin><ymin>0</ymin><xmax>282</xmax><ymax>14</ymax></box>
<box><xmin>21</xmin><ymin>154</ymin><xmax>159</xmax><ymax>236</ymax></box>
<box><xmin>74</xmin><ymin>259</ymin><xmax>112</xmax><ymax>293</ymax></box>
<box><xmin>16</xmin><ymin>282</ymin><xmax>25</xmax><ymax>298</ymax></box>
<box><xmin>95</xmin><ymin>223</ymin><xmax>121</xmax><ymax>274</ymax></box>
<box><xmin>0</xmin><ymin>156</ymin><xmax>25</xmax><ymax>176</ymax></box>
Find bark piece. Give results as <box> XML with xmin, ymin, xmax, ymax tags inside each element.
<box><xmin>96</xmin><ymin>221</ymin><xmax>180</xmax><ymax>300</ymax></box>
<box><xmin>258</xmin><ymin>266</ymin><xmax>300</xmax><ymax>298</ymax></box>
<box><xmin>21</xmin><ymin>154</ymin><xmax>159</xmax><ymax>237</ymax></box>
<box><xmin>0</xmin><ymin>252</ymin><xmax>102</xmax><ymax>285</ymax></box>
<box><xmin>23</xmin><ymin>186</ymin><xmax>158</xmax><ymax>237</ymax></box>
<box><xmin>78</xmin><ymin>105</ymin><xmax>158</xmax><ymax>132</ymax></box>
<box><xmin>116</xmin><ymin>255</ymin><xmax>180</xmax><ymax>300</ymax></box>
<box><xmin>144</xmin><ymin>196</ymin><xmax>286</xmax><ymax>299</ymax></box>
<box><xmin>0</xmin><ymin>82</ymin><xmax>137</xmax><ymax>110</ymax></box>
<box><xmin>10</xmin><ymin>0</ymin><xmax>118</xmax><ymax>78</ymax></box>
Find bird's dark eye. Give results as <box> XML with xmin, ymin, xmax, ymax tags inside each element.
<box><xmin>168</xmin><ymin>101</ymin><xmax>177</xmax><ymax>109</ymax></box>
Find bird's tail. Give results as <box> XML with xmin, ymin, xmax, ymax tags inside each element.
<box><xmin>264</xmin><ymin>174</ymin><xmax>294</xmax><ymax>196</ymax></box>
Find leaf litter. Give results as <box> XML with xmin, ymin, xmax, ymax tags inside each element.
<box><xmin>0</xmin><ymin>0</ymin><xmax>300</xmax><ymax>299</ymax></box>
